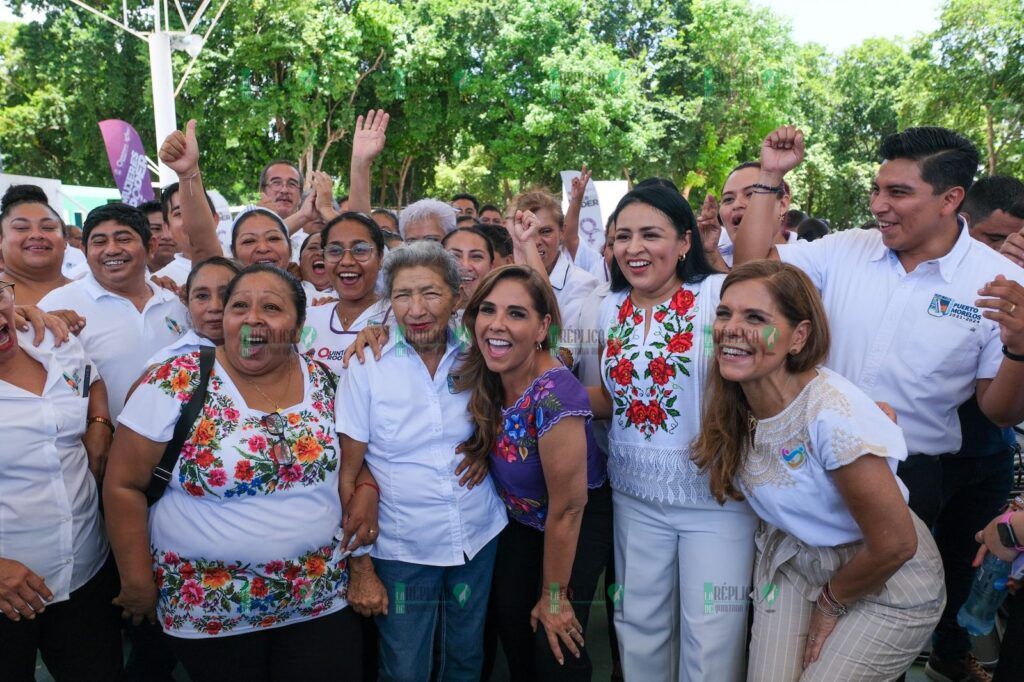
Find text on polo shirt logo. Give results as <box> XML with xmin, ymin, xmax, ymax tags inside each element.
<box><xmin>781</xmin><ymin>443</ymin><xmax>807</xmax><ymax>469</ymax></box>
<box><xmin>926</xmin><ymin>294</ymin><xmax>981</xmax><ymax>324</ymax></box>
<box><xmin>165</xmin><ymin>317</ymin><xmax>185</xmax><ymax>335</ymax></box>
<box><xmin>314</xmin><ymin>347</ymin><xmax>345</xmax><ymax>362</ymax></box>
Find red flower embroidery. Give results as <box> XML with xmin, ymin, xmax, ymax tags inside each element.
<box><xmin>625</xmin><ymin>399</ymin><xmax>648</xmax><ymax>425</ymax></box>
<box><xmin>666</xmin><ymin>332</ymin><xmax>693</xmax><ymax>354</ymax></box>
<box><xmin>609</xmin><ymin>357</ymin><xmax>634</xmax><ymax>386</ymax></box>
<box><xmin>646</xmin><ymin>401</ymin><xmax>667</xmax><ymax>426</ymax></box>
<box><xmin>205</xmin><ymin>621</ymin><xmax>223</xmax><ymax>635</ymax></box>
<box><xmin>250</xmin><ymin>577</ymin><xmax>268</xmax><ymax>598</ymax></box>
<box><xmin>180</xmin><ymin>579</ymin><xmax>204</xmax><ymax>606</ymax></box>
<box><xmin>670</xmin><ymin>289</ymin><xmax>695</xmax><ymax>315</ymax></box>
<box><xmin>234</xmin><ymin>460</ymin><xmax>254</xmax><ymax>482</ymax></box>
<box><xmin>180</xmin><ymin>562</ymin><xmax>196</xmax><ymax>580</ymax></box>
<box><xmin>155</xmin><ymin>364</ymin><xmax>172</xmax><ymax>381</ymax></box>
<box><xmin>183</xmin><ymin>482</ymin><xmax>204</xmax><ymax>497</ymax></box>
<box><xmin>653</xmin><ymin>309</ymin><xmax>667</xmax><ymax>323</ymax></box>
<box><xmin>195</xmin><ymin>449</ymin><xmax>215</xmax><ymax>468</ymax></box>
<box><xmin>618</xmin><ymin>297</ymin><xmax>635</xmax><ymax>324</ymax></box>
<box><xmin>606</xmin><ymin>337</ymin><xmax>623</xmax><ymax>357</ymax></box>
<box><xmin>648</xmin><ymin>356</ymin><xmax>676</xmax><ymax>386</ymax></box>
<box><xmin>207</xmin><ymin>468</ymin><xmax>227</xmax><ymax>487</ymax></box>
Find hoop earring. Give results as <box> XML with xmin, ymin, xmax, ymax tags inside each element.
<box><xmin>536</xmin><ymin>342</ymin><xmax>543</xmax><ymax>350</ymax></box>
<box><xmin>678</xmin><ymin>253</ymin><xmax>686</xmax><ymax>262</ymax></box>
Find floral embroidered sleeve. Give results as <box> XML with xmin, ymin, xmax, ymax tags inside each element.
<box><xmin>532</xmin><ymin>370</ymin><xmax>593</xmax><ymax>441</ymax></box>
<box><xmin>117</xmin><ymin>352</ymin><xmax>205</xmax><ymax>443</ymax></box>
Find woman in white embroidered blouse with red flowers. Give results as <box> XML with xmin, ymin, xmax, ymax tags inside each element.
<box><xmin>595</xmin><ymin>185</ymin><xmax>757</xmax><ymax>681</ymax></box>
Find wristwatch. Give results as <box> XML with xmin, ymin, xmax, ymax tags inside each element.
<box><xmin>997</xmin><ymin>511</ymin><xmax>1024</xmax><ymax>551</ymax></box>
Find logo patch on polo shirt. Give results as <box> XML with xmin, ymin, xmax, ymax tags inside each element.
<box><xmin>62</xmin><ymin>369</ymin><xmax>82</xmax><ymax>396</ymax></box>
<box><xmin>165</xmin><ymin>317</ymin><xmax>185</xmax><ymax>335</ymax></box>
<box><xmin>927</xmin><ymin>294</ymin><xmax>981</xmax><ymax>325</ymax></box>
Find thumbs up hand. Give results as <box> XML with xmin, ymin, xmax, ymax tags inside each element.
<box><xmin>159</xmin><ymin>119</ymin><xmax>201</xmax><ymax>177</ymax></box>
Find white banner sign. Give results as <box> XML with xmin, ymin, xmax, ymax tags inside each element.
<box><xmin>560</xmin><ymin>171</ymin><xmax>628</xmax><ymax>249</ymax></box>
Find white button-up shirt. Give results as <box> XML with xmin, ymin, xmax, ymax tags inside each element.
<box><xmin>778</xmin><ymin>223</ymin><xmax>1024</xmax><ymax>455</ymax></box>
<box><xmin>39</xmin><ymin>274</ymin><xmax>190</xmax><ymax>420</ymax></box>
<box><xmin>335</xmin><ymin>328</ymin><xmax>507</xmax><ymax>566</ymax></box>
<box><xmin>0</xmin><ymin>331</ymin><xmax>108</xmax><ymax>602</ymax></box>
<box><xmin>550</xmin><ymin>251</ymin><xmax>599</xmax><ymax>336</ymax></box>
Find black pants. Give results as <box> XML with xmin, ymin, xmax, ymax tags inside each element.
<box><xmin>897</xmin><ymin>451</ymin><xmax>1014</xmax><ymax>660</ymax></box>
<box><xmin>484</xmin><ymin>484</ymin><xmax>613</xmax><ymax>682</ymax></box>
<box><xmin>0</xmin><ymin>554</ymin><xmax>123</xmax><ymax>682</ymax></box>
<box><xmin>167</xmin><ymin>605</ymin><xmax>363</xmax><ymax>681</ymax></box>
<box><xmin>994</xmin><ymin>590</ymin><xmax>1024</xmax><ymax>681</ymax></box>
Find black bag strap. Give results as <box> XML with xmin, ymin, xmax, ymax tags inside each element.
<box><xmin>146</xmin><ymin>346</ymin><xmax>216</xmax><ymax>507</ymax></box>
<box><xmin>311</xmin><ymin>359</ymin><xmax>338</xmax><ymax>393</ymax></box>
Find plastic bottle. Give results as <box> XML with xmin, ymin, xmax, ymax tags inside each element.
<box><xmin>957</xmin><ymin>553</ymin><xmax>1011</xmax><ymax>636</ymax></box>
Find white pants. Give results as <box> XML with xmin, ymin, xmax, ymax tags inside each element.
<box><xmin>613</xmin><ymin>490</ymin><xmax>758</xmax><ymax>682</ymax></box>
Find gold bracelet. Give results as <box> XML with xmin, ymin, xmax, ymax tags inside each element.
<box><xmin>87</xmin><ymin>416</ymin><xmax>115</xmax><ymax>433</ymax></box>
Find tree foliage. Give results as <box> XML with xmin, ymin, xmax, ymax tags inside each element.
<box><xmin>0</xmin><ymin>0</ymin><xmax>1020</xmax><ymax>228</ymax></box>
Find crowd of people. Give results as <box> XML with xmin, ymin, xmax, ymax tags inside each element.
<box><xmin>2</xmin><ymin>110</ymin><xmax>1024</xmax><ymax>682</ymax></box>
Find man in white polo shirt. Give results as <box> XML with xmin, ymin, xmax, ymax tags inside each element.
<box><xmin>39</xmin><ymin>203</ymin><xmax>189</xmax><ymax>421</ymax></box>
<box><xmin>734</xmin><ymin>125</ymin><xmax>1024</xmax><ymax>682</ymax></box>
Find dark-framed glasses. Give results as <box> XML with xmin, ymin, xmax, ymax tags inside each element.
<box><xmin>261</xmin><ymin>412</ymin><xmax>296</xmax><ymax>467</ymax></box>
<box><xmin>323</xmin><ymin>242</ymin><xmax>375</xmax><ymax>263</ymax></box>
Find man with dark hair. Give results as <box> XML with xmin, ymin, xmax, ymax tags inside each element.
<box><xmin>455</xmin><ymin>213</ymin><xmax>477</xmax><ymax>228</ymax></box>
<box><xmin>796</xmin><ymin>217</ymin><xmax>829</xmax><ymax>241</ymax></box>
<box><xmin>39</xmin><ymin>203</ymin><xmax>189</xmax><ymax>420</ymax></box>
<box><xmin>476</xmin><ymin>222</ymin><xmax>513</xmax><ymax>265</ymax></box>
<box><xmin>962</xmin><ymin>175</ymin><xmax>1024</xmax><ymax>250</ymax></box>
<box><xmin>734</xmin><ymin>126</ymin><xmax>1024</xmax><ymax>682</ymax></box>
<box><xmin>451</xmin><ymin>193</ymin><xmax>479</xmax><ymax>217</ymax></box>
<box><xmin>784</xmin><ymin>208</ymin><xmax>807</xmax><ymax>231</ymax></box>
<box><xmin>154</xmin><ymin>182</ymin><xmax>220</xmax><ymax>285</ymax></box>
<box><xmin>140</xmin><ymin>198</ymin><xmax>176</xmax><ymax>272</ymax></box>
<box><xmin>478</xmin><ymin>204</ymin><xmax>503</xmax><ymax>225</ymax></box>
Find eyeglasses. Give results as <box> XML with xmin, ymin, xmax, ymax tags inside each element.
<box><xmin>405</xmin><ymin>235</ymin><xmax>442</xmax><ymax>244</ymax></box>
<box><xmin>261</xmin><ymin>412</ymin><xmax>296</xmax><ymax>467</ymax></box>
<box><xmin>323</xmin><ymin>243</ymin><xmax>375</xmax><ymax>263</ymax></box>
<box><xmin>266</xmin><ymin>178</ymin><xmax>301</xmax><ymax>191</ymax></box>
<box><xmin>0</xmin><ymin>281</ymin><xmax>14</xmax><ymax>301</ymax></box>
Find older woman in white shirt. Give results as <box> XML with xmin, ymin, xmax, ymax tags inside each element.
<box><xmin>693</xmin><ymin>261</ymin><xmax>944</xmax><ymax>680</ymax></box>
<box><xmin>0</xmin><ymin>278</ymin><xmax>122</xmax><ymax>681</ymax></box>
<box><xmin>337</xmin><ymin>241</ymin><xmax>507</xmax><ymax>681</ymax></box>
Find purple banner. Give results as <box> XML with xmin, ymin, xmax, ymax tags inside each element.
<box><xmin>98</xmin><ymin>119</ymin><xmax>155</xmax><ymax>206</ymax></box>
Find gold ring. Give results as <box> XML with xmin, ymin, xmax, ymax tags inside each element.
<box><xmin>1011</xmin><ymin>304</ymin><xmax>1018</xmax><ymax>314</ymax></box>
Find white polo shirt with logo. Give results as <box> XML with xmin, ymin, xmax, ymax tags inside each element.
<box><xmin>39</xmin><ymin>274</ymin><xmax>190</xmax><ymax>420</ymax></box>
<box><xmin>778</xmin><ymin>222</ymin><xmax>1024</xmax><ymax>455</ymax></box>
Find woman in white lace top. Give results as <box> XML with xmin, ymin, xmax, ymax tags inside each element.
<box><xmin>693</xmin><ymin>261</ymin><xmax>944</xmax><ymax>680</ymax></box>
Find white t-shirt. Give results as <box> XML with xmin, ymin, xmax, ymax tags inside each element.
<box><xmin>38</xmin><ymin>275</ymin><xmax>190</xmax><ymax>420</ymax></box>
<box><xmin>598</xmin><ymin>276</ymin><xmax>750</xmax><ymax>510</ymax></box>
<box><xmin>549</xmin><ymin>251</ymin><xmax>599</xmax><ymax>338</ymax></box>
<box><xmin>738</xmin><ymin>367</ymin><xmax>909</xmax><ymax>547</ymax></box>
<box><xmin>118</xmin><ymin>353</ymin><xmax>351</xmax><ymax>639</ymax></box>
<box><xmin>778</xmin><ymin>222</ymin><xmax>1022</xmax><ymax>455</ymax></box>
<box><xmin>0</xmin><ymin>331</ymin><xmax>108</xmax><ymax>602</ymax></box>
<box><xmin>153</xmin><ymin>254</ymin><xmax>193</xmax><ymax>287</ymax></box>
<box><xmin>145</xmin><ymin>329</ymin><xmax>215</xmax><ymax>368</ymax></box>
<box><xmin>569</xmin><ymin>242</ymin><xmax>608</xmax><ymax>283</ymax></box>
<box><xmin>298</xmin><ymin>299</ymin><xmax>391</xmax><ymax>376</ymax></box>
<box><xmin>301</xmin><ymin>281</ymin><xmax>337</xmax><ymax>308</ymax></box>
<box><xmin>335</xmin><ymin>328</ymin><xmax>507</xmax><ymax>566</ymax></box>
<box><xmin>61</xmin><ymin>246</ymin><xmax>87</xmax><ymax>278</ymax></box>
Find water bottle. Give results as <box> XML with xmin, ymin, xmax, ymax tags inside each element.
<box><xmin>957</xmin><ymin>553</ymin><xmax>1010</xmax><ymax>636</ymax></box>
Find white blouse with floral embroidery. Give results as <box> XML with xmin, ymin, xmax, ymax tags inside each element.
<box><xmin>118</xmin><ymin>352</ymin><xmax>349</xmax><ymax>639</ymax></box>
<box><xmin>599</xmin><ymin>276</ymin><xmax>728</xmax><ymax>506</ymax></box>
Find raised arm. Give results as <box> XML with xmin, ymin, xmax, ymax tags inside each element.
<box><xmin>103</xmin><ymin>425</ymin><xmax>167</xmax><ymax>625</ymax></box>
<box><xmin>563</xmin><ymin>164</ymin><xmax>592</xmax><ymax>260</ymax></box>
<box><xmin>732</xmin><ymin>125</ymin><xmax>804</xmax><ymax>266</ymax></box>
<box><xmin>348</xmin><ymin>110</ymin><xmax>390</xmax><ymax>215</ymax></box>
<box><xmin>158</xmin><ymin>120</ymin><xmax>222</xmax><ymax>262</ymax></box>
<box><xmin>511</xmin><ymin>210</ymin><xmax>551</xmax><ymax>286</ymax></box>
<box><xmin>532</xmin><ymin>416</ymin><xmax>589</xmax><ymax>665</ymax></box>
<box><xmin>975</xmin><ymin>275</ymin><xmax>1024</xmax><ymax>427</ymax></box>
<box><xmin>696</xmin><ymin>193</ymin><xmax>729</xmax><ymax>272</ymax></box>
<box><xmin>802</xmin><ymin>454</ymin><xmax>917</xmax><ymax>668</ymax></box>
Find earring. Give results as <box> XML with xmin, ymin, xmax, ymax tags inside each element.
<box><xmin>678</xmin><ymin>253</ymin><xmax>687</xmax><ymax>262</ymax></box>
<box><xmin>536</xmin><ymin>342</ymin><xmax>543</xmax><ymax>350</ymax></box>
<box><xmin>789</xmin><ymin>349</ymin><xmax>798</xmax><ymax>356</ymax></box>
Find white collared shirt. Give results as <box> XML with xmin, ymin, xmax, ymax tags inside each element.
<box><xmin>61</xmin><ymin>246</ymin><xmax>87</xmax><ymax>278</ymax></box>
<box><xmin>145</xmin><ymin>329</ymin><xmax>215</xmax><ymax>368</ymax></box>
<box><xmin>0</xmin><ymin>330</ymin><xmax>108</xmax><ymax>602</ymax></box>
<box><xmin>568</xmin><ymin>243</ymin><xmax>609</xmax><ymax>283</ymax></box>
<box><xmin>299</xmin><ymin>299</ymin><xmax>390</xmax><ymax>376</ymax></box>
<box><xmin>549</xmin><ymin>251</ymin><xmax>599</xmax><ymax>335</ymax></box>
<box><xmin>778</xmin><ymin>222</ymin><xmax>1024</xmax><ymax>455</ymax></box>
<box><xmin>335</xmin><ymin>328</ymin><xmax>507</xmax><ymax>566</ymax></box>
<box><xmin>39</xmin><ymin>274</ymin><xmax>190</xmax><ymax>420</ymax></box>
<box><xmin>153</xmin><ymin>254</ymin><xmax>193</xmax><ymax>287</ymax></box>
<box><xmin>719</xmin><ymin>228</ymin><xmax>797</xmax><ymax>268</ymax></box>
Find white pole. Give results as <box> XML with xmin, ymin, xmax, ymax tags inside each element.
<box><xmin>149</xmin><ymin>31</ymin><xmax>177</xmax><ymax>187</ymax></box>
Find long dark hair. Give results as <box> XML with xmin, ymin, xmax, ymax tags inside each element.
<box><xmin>608</xmin><ymin>185</ymin><xmax>717</xmax><ymax>292</ymax></box>
<box><xmin>691</xmin><ymin>261</ymin><xmax>831</xmax><ymax>503</ymax></box>
<box><xmin>456</xmin><ymin>265</ymin><xmax>561</xmax><ymax>462</ymax></box>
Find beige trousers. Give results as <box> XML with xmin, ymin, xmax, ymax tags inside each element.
<box><xmin>747</xmin><ymin>514</ymin><xmax>946</xmax><ymax>681</ymax></box>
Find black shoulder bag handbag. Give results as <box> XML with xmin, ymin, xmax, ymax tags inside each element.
<box><xmin>145</xmin><ymin>345</ymin><xmax>216</xmax><ymax>506</ymax></box>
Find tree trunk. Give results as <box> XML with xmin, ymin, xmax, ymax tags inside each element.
<box><xmin>378</xmin><ymin>166</ymin><xmax>389</xmax><ymax>207</ymax></box>
<box><xmin>397</xmin><ymin>155</ymin><xmax>413</xmax><ymax>208</ymax></box>
<box><xmin>985</xmin><ymin>103</ymin><xmax>997</xmax><ymax>175</ymax></box>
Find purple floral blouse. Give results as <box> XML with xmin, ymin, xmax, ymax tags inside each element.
<box><xmin>489</xmin><ymin>367</ymin><xmax>607</xmax><ymax>531</ymax></box>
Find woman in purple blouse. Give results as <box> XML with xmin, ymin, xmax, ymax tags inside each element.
<box><xmin>458</xmin><ymin>264</ymin><xmax>611</xmax><ymax>681</ymax></box>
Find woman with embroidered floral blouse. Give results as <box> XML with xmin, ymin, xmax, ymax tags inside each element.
<box><xmin>103</xmin><ymin>265</ymin><xmax>376</xmax><ymax>681</ymax></box>
<box><xmin>459</xmin><ymin>265</ymin><xmax>611</xmax><ymax>681</ymax></box>
<box><xmin>595</xmin><ymin>185</ymin><xmax>758</xmax><ymax>681</ymax></box>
